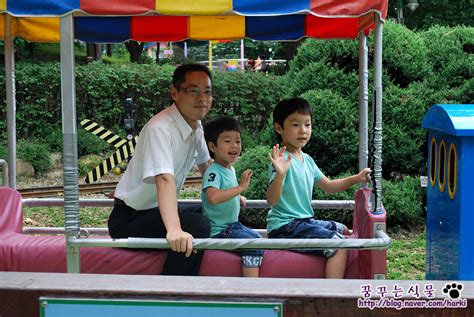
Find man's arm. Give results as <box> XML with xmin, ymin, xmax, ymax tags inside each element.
<box><xmin>316</xmin><ymin>168</ymin><xmax>371</xmax><ymax>194</ymax></box>
<box><xmin>198</xmin><ymin>159</ymin><xmax>213</xmax><ymax>176</ymax></box>
<box><xmin>155</xmin><ymin>173</ymin><xmax>193</xmax><ymax>257</ymax></box>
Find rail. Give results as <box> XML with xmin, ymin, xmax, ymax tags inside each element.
<box><xmin>18</xmin><ymin>177</ymin><xmax>202</xmax><ymax>198</ymax></box>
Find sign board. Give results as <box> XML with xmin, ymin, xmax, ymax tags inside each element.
<box><xmin>40</xmin><ymin>298</ymin><xmax>283</xmax><ymax>317</ymax></box>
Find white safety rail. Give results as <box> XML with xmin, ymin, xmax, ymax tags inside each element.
<box><xmin>22</xmin><ymin>198</ymin><xmax>391</xmax><ymax>264</ymax></box>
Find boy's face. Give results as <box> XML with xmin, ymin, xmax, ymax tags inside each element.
<box><xmin>208</xmin><ymin>130</ymin><xmax>242</xmax><ymax>168</ymax></box>
<box><xmin>275</xmin><ymin>112</ymin><xmax>312</xmax><ymax>152</ymax></box>
<box><xmin>171</xmin><ymin>71</ymin><xmax>212</xmax><ymax>128</ymax></box>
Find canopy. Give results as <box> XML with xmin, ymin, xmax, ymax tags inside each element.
<box><xmin>0</xmin><ymin>0</ymin><xmax>388</xmax><ymax>42</ymax></box>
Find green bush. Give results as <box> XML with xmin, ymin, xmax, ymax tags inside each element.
<box><xmin>378</xmin><ymin>21</ymin><xmax>431</xmax><ymax>87</ymax></box>
<box><xmin>17</xmin><ymin>139</ymin><xmax>51</xmax><ymax>175</ymax></box>
<box><xmin>421</xmin><ymin>25</ymin><xmax>474</xmax><ymax>90</ymax></box>
<box><xmin>77</xmin><ymin>129</ymin><xmax>111</xmax><ymax>157</ymax></box>
<box><xmin>288</xmin><ymin>60</ymin><xmax>358</xmax><ymax>99</ymax></box>
<box><xmin>382</xmin><ymin>176</ymin><xmax>424</xmax><ymax>229</ymax></box>
<box><xmin>290</xmin><ymin>38</ymin><xmax>359</xmax><ymax>74</ymax></box>
<box><xmin>234</xmin><ymin>145</ymin><xmax>272</xmax><ymax>229</ymax></box>
<box><xmin>78</xmin><ymin>154</ymin><xmax>104</xmax><ymax>176</ymax></box>
<box><xmin>301</xmin><ymin>89</ymin><xmax>358</xmax><ymax>177</ymax></box>
<box><xmin>382</xmin><ymin>81</ymin><xmax>435</xmax><ymax>177</ymax></box>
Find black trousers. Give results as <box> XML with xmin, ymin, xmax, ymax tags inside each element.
<box><xmin>108</xmin><ymin>199</ymin><xmax>210</xmax><ymax>276</ymax></box>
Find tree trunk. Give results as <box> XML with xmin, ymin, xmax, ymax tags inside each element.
<box><xmin>86</xmin><ymin>43</ymin><xmax>102</xmax><ymax>61</ymax></box>
<box><xmin>124</xmin><ymin>41</ymin><xmax>145</xmax><ymax>63</ymax></box>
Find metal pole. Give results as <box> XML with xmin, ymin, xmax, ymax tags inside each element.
<box><xmin>60</xmin><ymin>14</ymin><xmax>81</xmax><ymax>273</ymax></box>
<box><xmin>397</xmin><ymin>0</ymin><xmax>404</xmax><ymax>24</ymax></box>
<box><xmin>372</xmin><ymin>13</ymin><xmax>384</xmax><ymax>213</ymax></box>
<box><xmin>208</xmin><ymin>41</ymin><xmax>213</xmax><ymax>70</ymax></box>
<box><xmin>240</xmin><ymin>39</ymin><xmax>245</xmax><ymax>70</ymax></box>
<box><xmin>5</xmin><ymin>15</ymin><xmax>17</xmax><ymax>189</ymax></box>
<box><xmin>358</xmin><ymin>33</ymin><xmax>369</xmax><ymax>189</ymax></box>
<box><xmin>184</xmin><ymin>41</ymin><xmax>188</xmax><ymax>59</ymax></box>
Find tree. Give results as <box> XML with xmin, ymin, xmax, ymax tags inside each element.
<box><xmin>124</xmin><ymin>40</ymin><xmax>145</xmax><ymax>63</ymax></box>
<box><xmin>388</xmin><ymin>0</ymin><xmax>474</xmax><ymax>29</ymax></box>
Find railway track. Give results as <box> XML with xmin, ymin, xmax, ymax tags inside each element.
<box><xmin>19</xmin><ymin>177</ymin><xmax>202</xmax><ymax>198</ymax></box>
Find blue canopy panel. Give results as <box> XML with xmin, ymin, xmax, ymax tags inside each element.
<box><xmin>75</xmin><ymin>17</ymin><xmax>131</xmax><ymax>43</ymax></box>
<box><xmin>8</xmin><ymin>0</ymin><xmax>80</xmax><ymax>15</ymax></box>
<box><xmin>422</xmin><ymin>104</ymin><xmax>474</xmax><ymax>137</ymax></box>
<box><xmin>246</xmin><ymin>16</ymin><xmax>305</xmax><ymax>40</ymax></box>
<box><xmin>233</xmin><ymin>0</ymin><xmax>309</xmax><ymax>15</ymax></box>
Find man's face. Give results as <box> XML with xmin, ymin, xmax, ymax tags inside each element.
<box><xmin>171</xmin><ymin>71</ymin><xmax>212</xmax><ymax>128</ymax></box>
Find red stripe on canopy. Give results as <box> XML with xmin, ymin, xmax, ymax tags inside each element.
<box><xmin>80</xmin><ymin>0</ymin><xmax>155</xmax><ymax>15</ymax></box>
<box><xmin>306</xmin><ymin>15</ymin><xmax>368</xmax><ymax>39</ymax></box>
<box><xmin>131</xmin><ymin>16</ymin><xmax>188</xmax><ymax>42</ymax></box>
<box><xmin>310</xmin><ymin>0</ymin><xmax>388</xmax><ymax>17</ymax></box>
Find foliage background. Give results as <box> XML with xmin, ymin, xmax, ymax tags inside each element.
<box><xmin>0</xmin><ymin>22</ymin><xmax>472</xmax><ymax>227</ymax></box>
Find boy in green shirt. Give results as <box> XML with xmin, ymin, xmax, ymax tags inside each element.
<box><xmin>267</xmin><ymin>97</ymin><xmax>371</xmax><ymax>278</ymax></box>
<box><xmin>202</xmin><ymin>116</ymin><xmax>263</xmax><ymax>277</ymax></box>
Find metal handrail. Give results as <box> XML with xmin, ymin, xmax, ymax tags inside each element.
<box><xmin>22</xmin><ymin>198</ymin><xmax>355</xmax><ymax>209</ymax></box>
<box><xmin>68</xmin><ymin>230</ymin><xmax>391</xmax><ymax>251</ymax></box>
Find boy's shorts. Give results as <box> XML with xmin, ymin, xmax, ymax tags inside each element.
<box><xmin>213</xmin><ymin>222</ymin><xmax>264</xmax><ymax>268</ymax></box>
<box><xmin>268</xmin><ymin>218</ymin><xmax>345</xmax><ymax>258</ymax></box>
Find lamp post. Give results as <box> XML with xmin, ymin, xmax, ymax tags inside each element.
<box><xmin>397</xmin><ymin>0</ymin><xmax>419</xmax><ymax>24</ymax></box>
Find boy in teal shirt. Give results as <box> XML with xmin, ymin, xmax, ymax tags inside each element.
<box><xmin>267</xmin><ymin>97</ymin><xmax>371</xmax><ymax>279</ymax></box>
<box><xmin>202</xmin><ymin>116</ymin><xmax>263</xmax><ymax>277</ymax></box>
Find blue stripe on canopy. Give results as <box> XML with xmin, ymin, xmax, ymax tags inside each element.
<box><xmin>246</xmin><ymin>16</ymin><xmax>305</xmax><ymax>40</ymax></box>
<box><xmin>75</xmin><ymin>17</ymin><xmax>130</xmax><ymax>43</ymax></box>
<box><xmin>233</xmin><ymin>0</ymin><xmax>309</xmax><ymax>15</ymax></box>
<box><xmin>8</xmin><ymin>0</ymin><xmax>80</xmax><ymax>15</ymax></box>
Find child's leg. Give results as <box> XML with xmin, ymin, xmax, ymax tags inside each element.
<box><xmin>242</xmin><ymin>267</ymin><xmax>259</xmax><ymax>277</ymax></box>
<box><xmin>325</xmin><ymin>248</ymin><xmax>349</xmax><ymax>279</ymax></box>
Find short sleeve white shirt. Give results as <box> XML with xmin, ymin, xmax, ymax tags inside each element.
<box><xmin>114</xmin><ymin>103</ymin><xmax>210</xmax><ymax>210</ymax></box>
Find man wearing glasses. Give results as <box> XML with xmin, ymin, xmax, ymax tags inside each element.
<box><xmin>108</xmin><ymin>64</ymin><xmax>213</xmax><ymax>275</ymax></box>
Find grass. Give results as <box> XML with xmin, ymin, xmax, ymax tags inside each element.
<box><xmin>386</xmin><ymin>227</ymin><xmax>426</xmax><ymax>280</ymax></box>
<box><xmin>23</xmin><ymin>205</ymin><xmax>426</xmax><ymax>280</ymax></box>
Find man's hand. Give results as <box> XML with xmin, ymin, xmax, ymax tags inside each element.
<box><xmin>166</xmin><ymin>229</ymin><xmax>194</xmax><ymax>257</ymax></box>
<box><xmin>269</xmin><ymin>144</ymin><xmax>292</xmax><ymax>176</ymax></box>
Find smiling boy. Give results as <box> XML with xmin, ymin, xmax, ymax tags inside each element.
<box><xmin>202</xmin><ymin>116</ymin><xmax>263</xmax><ymax>277</ymax></box>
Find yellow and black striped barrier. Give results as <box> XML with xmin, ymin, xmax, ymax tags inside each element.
<box><xmin>80</xmin><ymin>119</ymin><xmax>138</xmax><ymax>183</ymax></box>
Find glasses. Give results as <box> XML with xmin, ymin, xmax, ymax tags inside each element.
<box><xmin>176</xmin><ymin>86</ymin><xmax>212</xmax><ymax>97</ymax></box>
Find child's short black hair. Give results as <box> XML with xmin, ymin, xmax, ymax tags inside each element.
<box><xmin>272</xmin><ymin>97</ymin><xmax>312</xmax><ymax>140</ymax></box>
<box><xmin>204</xmin><ymin>116</ymin><xmax>241</xmax><ymax>158</ymax></box>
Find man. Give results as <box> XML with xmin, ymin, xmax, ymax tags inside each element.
<box><xmin>108</xmin><ymin>64</ymin><xmax>213</xmax><ymax>275</ymax></box>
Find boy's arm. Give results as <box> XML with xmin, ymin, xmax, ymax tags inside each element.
<box><xmin>206</xmin><ymin>169</ymin><xmax>252</xmax><ymax>205</ymax></box>
<box><xmin>316</xmin><ymin>168</ymin><xmax>371</xmax><ymax>194</ymax></box>
<box><xmin>266</xmin><ymin>144</ymin><xmax>291</xmax><ymax>206</ymax></box>
<box><xmin>266</xmin><ymin>174</ymin><xmax>285</xmax><ymax>206</ymax></box>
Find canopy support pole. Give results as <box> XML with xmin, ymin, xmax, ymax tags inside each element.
<box><xmin>60</xmin><ymin>14</ymin><xmax>81</xmax><ymax>273</ymax></box>
<box><xmin>371</xmin><ymin>13</ymin><xmax>384</xmax><ymax>213</ymax></box>
<box><xmin>5</xmin><ymin>15</ymin><xmax>17</xmax><ymax>189</ymax></box>
<box><xmin>240</xmin><ymin>39</ymin><xmax>245</xmax><ymax>70</ymax></box>
<box><xmin>358</xmin><ymin>32</ymin><xmax>369</xmax><ymax>190</ymax></box>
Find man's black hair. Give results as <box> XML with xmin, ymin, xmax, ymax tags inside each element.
<box><xmin>173</xmin><ymin>64</ymin><xmax>212</xmax><ymax>87</ymax></box>
<box><xmin>204</xmin><ymin>116</ymin><xmax>241</xmax><ymax>159</ymax></box>
<box><xmin>272</xmin><ymin>97</ymin><xmax>312</xmax><ymax>140</ymax></box>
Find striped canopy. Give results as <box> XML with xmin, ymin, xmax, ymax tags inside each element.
<box><xmin>0</xmin><ymin>0</ymin><xmax>388</xmax><ymax>42</ymax></box>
